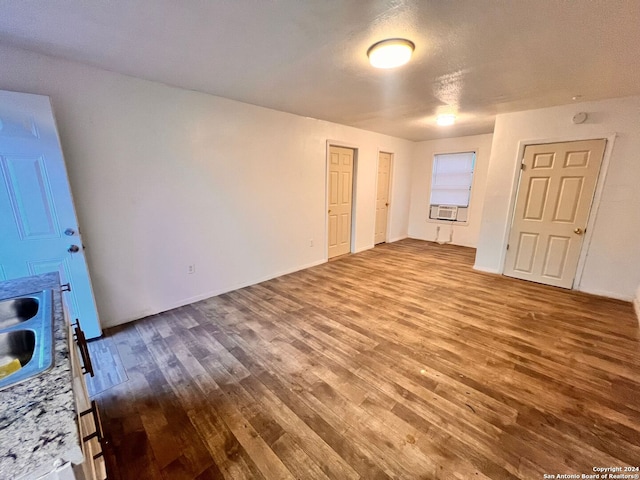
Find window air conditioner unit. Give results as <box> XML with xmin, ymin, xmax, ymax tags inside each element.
<box><xmin>435</xmin><ymin>205</ymin><xmax>458</xmax><ymax>220</ymax></box>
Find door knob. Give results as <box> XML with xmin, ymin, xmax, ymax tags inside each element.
<box><xmin>574</xmin><ymin>228</ymin><xmax>584</xmax><ymax>235</ymax></box>
<box><xmin>328</xmin><ymin>209</ymin><xmax>332</xmax><ymax>214</ymax></box>
<box><xmin>68</xmin><ymin>244</ymin><xmax>80</xmax><ymax>253</ymax></box>
<box><xmin>385</xmin><ymin>203</ymin><xmax>389</xmax><ymax>207</ymax></box>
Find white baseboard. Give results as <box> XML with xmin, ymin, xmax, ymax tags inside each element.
<box><xmin>354</xmin><ymin>244</ymin><xmax>374</xmax><ymax>254</ymax></box>
<box><xmin>387</xmin><ymin>235</ymin><xmax>408</xmax><ymax>243</ymax></box>
<box><xmin>105</xmin><ymin>258</ymin><xmax>326</xmax><ymax>328</ymax></box>
<box><xmin>468</xmin><ymin>268</ymin><xmax>637</xmax><ymax>310</ymax></box>
<box><xmin>576</xmin><ymin>286</ymin><xmax>633</xmax><ymax>302</ymax></box>
<box><xmin>174</xmin><ymin>258</ymin><xmax>327</xmax><ymax>309</ymax></box>
<box><xmin>473</xmin><ymin>265</ymin><xmax>501</xmax><ymax>274</ymax></box>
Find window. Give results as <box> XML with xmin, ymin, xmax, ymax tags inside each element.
<box><xmin>429</xmin><ymin>151</ymin><xmax>475</xmax><ymax>222</ymax></box>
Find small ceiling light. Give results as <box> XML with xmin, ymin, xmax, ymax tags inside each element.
<box><xmin>572</xmin><ymin>112</ymin><xmax>588</xmax><ymax>124</ymax></box>
<box><xmin>367</xmin><ymin>38</ymin><xmax>415</xmax><ymax>69</ymax></box>
<box><xmin>436</xmin><ymin>114</ymin><xmax>456</xmax><ymax>126</ymax></box>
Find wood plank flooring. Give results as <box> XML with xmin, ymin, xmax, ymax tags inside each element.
<box><xmin>93</xmin><ymin>239</ymin><xmax>640</xmax><ymax>479</ymax></box>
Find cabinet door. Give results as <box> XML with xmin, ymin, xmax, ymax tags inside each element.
<box><xmin>68</xmin><ymin>315</ymin><xmax>107</xmax><ymax>480</ymax></box>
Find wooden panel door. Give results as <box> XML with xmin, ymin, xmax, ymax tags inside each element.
<box><xmin>328</xmin><ymin>146</ymin><xmax>354</xmax><ymax>258</ymax></box>
<box><xmin>374</xmin><ymin>152</ymin><xmax>391</xmax><ymax>245</ymax></box>
<box><xmin>0</xmin><ymin>90</ymin><xmax>102</xmax><ymax>338</ymax></box>
<box><xmin>504</xmin><ymin>139</ymin><xmax>606</xmax><ymax>288</ymax></box>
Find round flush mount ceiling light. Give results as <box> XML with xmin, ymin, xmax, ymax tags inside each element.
<box><xmin>436</xmin><ymin>114</ymin><xmax>456</xmax><ymax>126</ymax></box>
<box><xmin>572</xmin><ymin>112</ymin><xmax>588</xmax><ymax>124</ymax></box>
<box><xmin>367</xmin><ymin>38</ymin><xmax>415</xmax><ymax>69</ymax></box>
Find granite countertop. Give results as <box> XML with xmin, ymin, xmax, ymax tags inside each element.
<box><xmin>0</xmin><ymin>273</ymin><xmax>83</xmax><ymax>480</ymax></box>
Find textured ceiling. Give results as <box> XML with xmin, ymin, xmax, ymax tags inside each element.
<box><xmin>1</xmin><ymin>1</ymin><xmax>639</xmax><ymax>141</ymax></box>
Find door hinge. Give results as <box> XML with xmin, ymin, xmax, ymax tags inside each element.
<box><xmin>520</xmin><ymin>162</ymin><xmax>526</xmax><ymax>170</ymax></box>
<box><xmin>506</xmin><ymin>244</ymin><xmax>510</xmax><ymax>250</ymax></box>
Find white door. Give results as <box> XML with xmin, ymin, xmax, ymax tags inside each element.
<box><xmin>504</xmin><ymin>139</ymin><xmax>606</xmax><ymax>288</ymax></box>
<box><xmin>328</xmin><ymin>146</ymin><xmax>354</xmax><ymax>258</ymax></box>
<box><xmin>374</xmin><ymin>152</ymin><xmax>391</xmax><ymax>245</ymax></box>
<box><xmin>0</xmin><ymin>90</ymin><xmax>101</xmax><ymax>338</ymax></box>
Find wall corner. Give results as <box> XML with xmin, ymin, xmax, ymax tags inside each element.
<box><xmin>634</xmin><ymin>285</ymin><xmax>640</xmax><ymax>325</ymax></box>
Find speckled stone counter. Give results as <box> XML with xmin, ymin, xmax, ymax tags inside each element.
<box><xmin>0</xmin><ymin>273</ymin><xmax>83</xmax><ymax>480</ymax></box>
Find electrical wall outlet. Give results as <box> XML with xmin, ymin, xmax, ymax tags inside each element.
<box><xmin>187</xmin><ymin>264</ymin><xmax>196</xmax><ymax>274</ymax></box>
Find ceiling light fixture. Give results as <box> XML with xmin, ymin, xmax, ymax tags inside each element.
<box><xmin>367</xmin><ymin>38</ymin><xmax>415</xmax><ymax>69</ymax></box>
<box><xmin>572</xmin><ymin>112</ymin><xmax>588</xmax><ymax>124</ymax></box>
<box><xmin>436</xmin><ymin>114</ymin><xmax>456</xmax><ymax>126</ymax></box>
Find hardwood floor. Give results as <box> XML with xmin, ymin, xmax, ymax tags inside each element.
<box><xmin>93</xmin><ymin>239</ymin><xmax>640</xmax><ymax>479</ymax></box>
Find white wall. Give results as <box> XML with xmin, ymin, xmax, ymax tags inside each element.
<box><xmin>408</xmin><ymin>134</ymin><xmax>493</xmax><ymax>247</ymax></box>
<box><xmin>0</xmin><ymin>45</ymin><xmax>414</xmax><ymax>327</ymax></box>
<box><xmin>475</xmin><ymin>96</ymin><xmax>640</xmax><ymax>301</ymax></box>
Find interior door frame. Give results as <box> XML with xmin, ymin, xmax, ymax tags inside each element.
<box><xmin>501</xmin><ymin>134</ymin><xmax>617</xmax><ymax>289</ymax></box>
<box><xmin>325</xmin><ymin>140</ymin><xmax>359</xmax><ymax>260</ymax></box>
<box><xmin>374</xmin><ymin>149</ymin><xmax>394</xmax><ymax>244</ymax></box>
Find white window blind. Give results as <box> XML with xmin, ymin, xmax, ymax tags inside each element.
<box><xmin>430</xmin><ymin>151</ymin><xmax>475</xmax><ymax>207</ymax></box>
